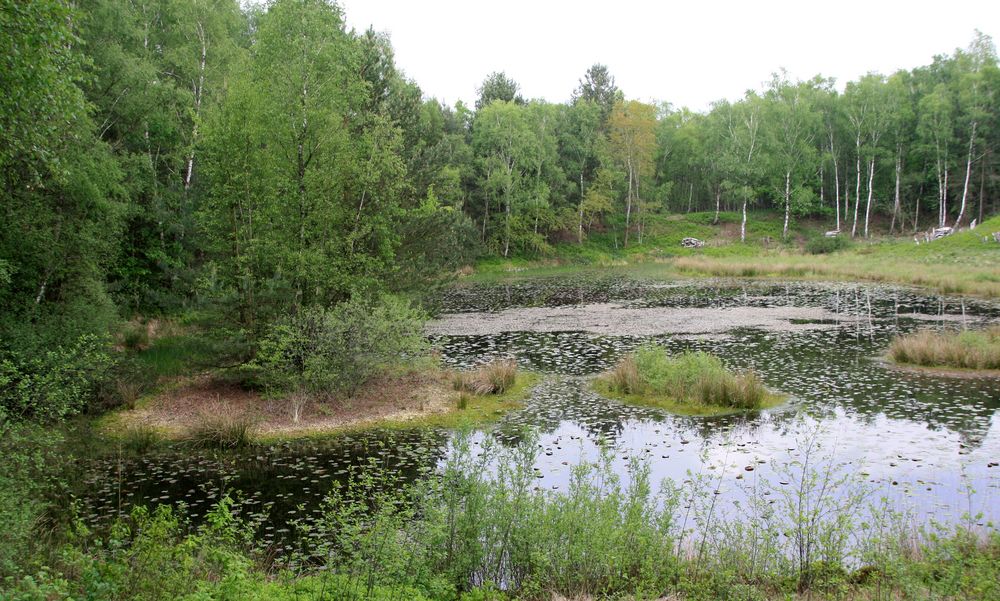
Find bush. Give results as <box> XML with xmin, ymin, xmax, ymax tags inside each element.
<box><xmin>120</xmin><ymin>322</ymin><xmax>150</xmax><ymax>350</ymax></box>
<box><xmin>805</xmin><ymin>235</ymin><xmax>851</xmax><ymax>255</ymax></box>
<box><xmin>254</xmin><ymin>295</ymin><xmax>427</xmax><ymax>398</ymax></box>
<box><xmin>0</xmin><ymin>334</ymin><xmax>114</xmax><ymax>423</ymax></box>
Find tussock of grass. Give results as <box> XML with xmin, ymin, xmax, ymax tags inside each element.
<box><xmin>453</xmin><ymin>358</ymin><xmax>518</xmax><ymax>395</ymax></box>
<box><xmin>595</xmin><ymin>346</ymin><xmax>779</xmax><ymax>415</ymax></box>
<box><xmin>185</xmin><ymin>404</ymin><xmax>258</xmax><ymax>449</ymax></box>
<box><xmin>116</xmin><ymin>424</ymin><xmax>162</xmax><ymax>453</ymax></box>
<box><xmin>889</xmin><ymin>326</ymin><xmax>1000</xmax><ymax>371</ymax></box>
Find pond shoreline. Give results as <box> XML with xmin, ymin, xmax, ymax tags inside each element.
<box><xmin>102</xmin><ymin>367</ymin><xmax>541</xmax><ymax>442</ymax></box>
<box><xmin>877</xmin><ymin>356</ymin><xmax>1000</xmax><ymax>379</ymax></box>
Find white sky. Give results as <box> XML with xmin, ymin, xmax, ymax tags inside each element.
<box><xmin>338</xmin><ymin>0</ymin><xmax>1000</xmax><ymax>111</ymax></box>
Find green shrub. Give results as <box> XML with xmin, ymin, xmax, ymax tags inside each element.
<box><xmin>805</xmin><ymin>235</ymin><xmax>851</xmax><ymax>254</ymax></box>
<box><xmin>120</xmin><ymin>322</ymin><xmax>149</xmax><ymax>350</ymax></box>
<box><xmin>0</xmin><ymin>334</ymin><xmax>114</xmax><ymax>423</ymax></box>
<box><xmin>254</xmin><ymin>294</ymin><xmax>427</xmax><ymax>398</ymax></box>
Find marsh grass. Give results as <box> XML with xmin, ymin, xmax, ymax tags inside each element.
<box><xmin>185</xmin><ymin>403</ymin><xmax>258</xmax><ymax>449</ymax></box>
<box><xmin>453</xmin><ymin>358</ymin><xmax>519</xmax><ymax>395</ymax></box>
<box><xmin>473</xmin><ymin>214</ymin><xmax>1000</xmax><ymax>298</ymax></box>
<box><xmin>285</xmin><ymin>429</ymin><xmax>999</xmax><ymax>601</ymax></box>
<box><xmin>596</xmin><ymin>346</ymin><xmax>775</xmax><ymax>414</ymax></box>
<box><xmin>889</xmin><ymin>326</ymin><xmax>1000</xmax><ymax>370</ymax></box>
<box><xmin>118</xmin><ymin>423</ymin><xmax>162</xmax><ymax>453</ymax></box>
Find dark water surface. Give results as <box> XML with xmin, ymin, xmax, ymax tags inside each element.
<box><xmin>76</xmin><ymin>278</ymin><xmax>1000</xmax><ymax>543</ymax></box>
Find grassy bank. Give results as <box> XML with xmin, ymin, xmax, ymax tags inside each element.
<box><xmin>593</xmin><ymin>346</ymin><xmax>783</xmax><ymax>416</ymax></box>
<box><xmin>888</xmin><ymin>326</ymin><xmax>1000</xmax><ymax>373</ymax></box>
<box><xmin>102</xmin><ymin>366</ymin><xmax>541</xmax><ymax>445</ymax></box>
<box><xmin>471</xmin><ymin>213</ymin><xmax>1000</xmax><ymax>298</ymax></box>
<box><xmin>101</xmin><ymin>333</ymin><xmax>542</xmax><ymax>443</ymax></box>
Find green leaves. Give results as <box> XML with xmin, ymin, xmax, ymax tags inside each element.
<box><xmin>253</xmin><ymin>295</ymin><xmax>427</xmax><ymax>398</ymax></box>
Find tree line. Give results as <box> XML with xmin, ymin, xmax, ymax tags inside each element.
<box><xmin>1</xmin><ymin>0</ymin><xmax>998</xmax><ymax>419</ymax></box>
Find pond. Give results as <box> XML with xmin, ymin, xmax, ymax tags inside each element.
<box><xmin>74</xmin><ymin>277</ymin><xmax>1000</xmax><ymax>550</ymax></box>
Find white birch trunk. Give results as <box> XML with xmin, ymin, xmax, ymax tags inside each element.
<box><xmin>863</xmin><ymin>158</ymin><xmax>875</xmax><ymax>238</ymax></box>
<box><xmin>184</xmin><ymin>22</ymin><xmax>207</xmax><ymax>191</ymax></box>
<box><xmin>852</xmin><ymin>144</ymin><xmax>861</xmax><ymax>237</ymax></box>
<box><xmin>783</xmin><ymin>170</ymin><xmax>791</xmax><ymax>239</ymax></box>
<box><xmin>955</xmin><ymin>121</ymin><xmax>977</xmax><ymax>228</ymax></box>
<box><xmin>741</xmin><ymin>200</ymin><xmax>747</xmax><ymax>242</ymax></box>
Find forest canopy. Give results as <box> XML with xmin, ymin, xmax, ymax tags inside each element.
<box><xmin>2</xmin><ymin>0</ymin><xmax>999</xmax><ymax>421</ymax></box>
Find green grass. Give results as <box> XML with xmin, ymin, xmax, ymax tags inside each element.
<box><xmin>470</xmin><ymin>213</ymin><xmax>1000</xmax><ymax>298</ymax></box>
<box><xmin>889</xmin><ymin>326</ymin><xmax>1000</xmax><ymax>371</ymax></box>
<box><xmin>378</xmin><ymin>371</ymin><xmax>541</xmax><ymax>430</ymax></box>
<box><xmin>134</xmin><ymin>331</ymin><xmax>220</xmax><ymax>378</ymax></box>
<box><xmin>184</xmin><ymin>406</ymin><xmax>258</xmax><ymax>449</ymax></box>
<box><xmin>593</xmin><ymin>346</ymin><xmax>783</xmax><ymax>416</ymax></box>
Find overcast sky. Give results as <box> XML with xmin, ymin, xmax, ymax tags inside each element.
<box><xmin>337</xmin><ymin>0</ymin><xmax>999</xmax><ymax>111</ymax></box>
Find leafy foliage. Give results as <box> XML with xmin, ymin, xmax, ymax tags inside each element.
<box><xmin>254</xmin><ymin>295</ymin><xmax>427</xmax><ymax>398</ymax></box>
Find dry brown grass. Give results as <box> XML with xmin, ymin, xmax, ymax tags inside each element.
<box><xmin>889</xmin><ymin>326</ymin><xmax>1000</xmax><ymax>370</ymax></box>
<box><xmin>671</xmin><ymin>255</ymin><xmax>1000</xmax><ymax>298</ymax></box>
<box><xmin>185</xmin><ymin>401</ymin><xmax>258</xmax><ymax>448</ymax></box>
<box><xmin>607</xmin><ymin>354</ymin><xmax>641</xmax><ymax>394</ymax></box>
<box><xmin>453</xmin><ymin>358</ymin><xmax>519</xmax><ymax>395</ymax></box>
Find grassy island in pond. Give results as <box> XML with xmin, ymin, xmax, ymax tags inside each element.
<box><xmin>889</xmin><ymin>326</ymin><xmax>1000</xmax><ymax>373</ymax></box>
<box><xmin>594</xmin><ymin>346</ymin><xmax>783</xmax><ymax>416</ymax></box>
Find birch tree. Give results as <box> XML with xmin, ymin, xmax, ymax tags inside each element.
<box><xmin>720</xmin><ymin>96</ymin><xmax>763</xmax><ymax>242</ymax></box>
<box><xmin>764</xmin><ymin>72</ymin><xmax>819</xmax><ymax>239</ymax></box>
<box><xmin>953</xmin><ymin>32</ymin><xmax>998</xmax><ymax>228</ymax></box>
<box><xmin>608</xmin><ymin>100</ymin><xmax>657</xmax><ymax>248</ymax></box>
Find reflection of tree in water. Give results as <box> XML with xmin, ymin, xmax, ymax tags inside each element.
<box><xmin>494</xmin><ymin>377</ymin><xmax>776</xmax><ymax>446</ymax></box>
<box><xmin>75</xmin><ymin>427</ymin><xmax>452</xmax><ymax>545</ymax></box>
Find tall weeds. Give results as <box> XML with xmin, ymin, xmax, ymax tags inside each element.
<box><xmin>889</xmin><ymin>326</ymin><xmax>1000</xmax><ymax>370</ymax></box>
<box><xmin>600</xmin><ymin>346</ymin><xmax>769</xmax><ymax>410</ymax></box>
<box><xmin>453</xmin><ymin>358</ymin><xmax>519</xmax><ymax>395</ymax></box>
<box><xmin>287</xmin><ymin>428</ymin><xmax>999</xmax><ymax>600</ymax></box>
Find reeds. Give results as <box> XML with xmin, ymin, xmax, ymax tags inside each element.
<box><xmin>889</xmin><ymin>326</ymin><xmax>1000</xmax><ymax>370</ymax></box>
<box><xmin>118</xmin><ymin>424</ymin><xmax>161</xmax><ymax>453</ymax></box>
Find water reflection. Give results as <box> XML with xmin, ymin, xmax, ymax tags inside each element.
<box><xmin>74</xmin><ymin>279</ymin><xmax>1000</xmax><ymax>546</ymax></box>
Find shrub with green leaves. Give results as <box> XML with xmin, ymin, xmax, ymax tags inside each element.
<box><xmin>0</xmin><ymin>334</ymin><xmax>114</xmax><ymax>422</ymax></box>
<box><xmin>805</xmin><ymin>235</ymin><xmax>851</xmax><ymax>255</ymax></box>
<box><xmin>254</xmin><ymin>294</ymin><xmax>427</xmax><ymax>398</ymax></box>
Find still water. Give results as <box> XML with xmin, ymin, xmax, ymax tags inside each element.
<box><xmin>75</xmin><ymin>278</ymin><xmax>1000</xmax><ymax>548</ymax></box>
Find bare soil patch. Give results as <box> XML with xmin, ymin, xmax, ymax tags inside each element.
<box><xmin>117</xmin><ymin>370</ymin><xmax>462</xmax><ymax>437</ymax></box>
